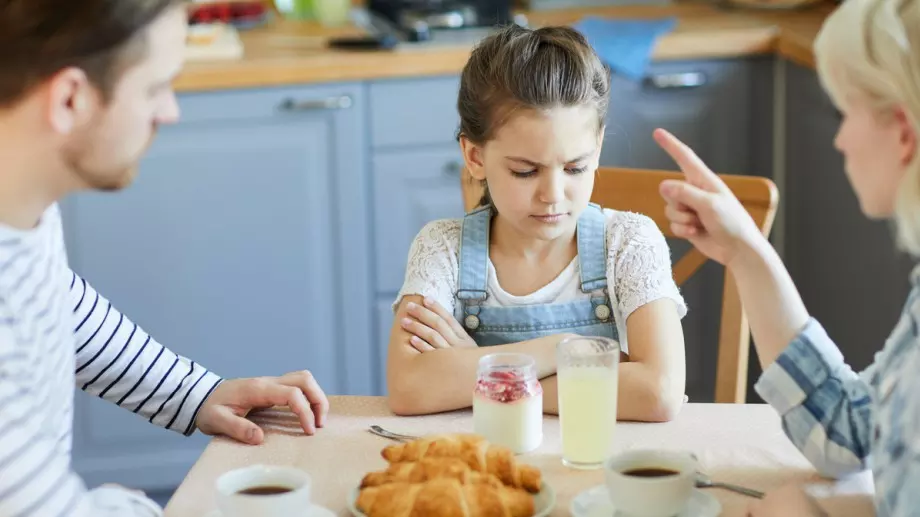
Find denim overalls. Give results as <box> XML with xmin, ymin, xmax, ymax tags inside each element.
<box><xmin>453</xmin><ymin>203</ymin><xmax>622</xmax><ymax>347</ymax></box>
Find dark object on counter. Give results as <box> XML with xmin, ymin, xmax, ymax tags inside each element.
<box><xmin>328</xmin><ymin>33</ymin><xmax>400</xmax><ymax>50</ymax></box>
<box><xmin>367</xmin><ymin>0</ymin><xmax>512</xmax><ymax>41</ymax></box>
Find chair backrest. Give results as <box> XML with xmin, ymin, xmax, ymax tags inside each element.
<box><xmin>461</xmin><ymin>167</ymin><xmax>779</xmax><ymax>403</ymax></box>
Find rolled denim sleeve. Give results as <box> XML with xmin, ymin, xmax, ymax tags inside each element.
<box><xmin>754</xmin><ymin>318</ymin><xmax>873</xmax><ymax>478</ymax></box>
<box><xmin>882</xmin><ymin>449</ymin><xmax>920</xmax><ymax>517</ymax></box>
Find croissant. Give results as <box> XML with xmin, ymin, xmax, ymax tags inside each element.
<box><xmin>356</xmin><ymin>477</ymin><xmax>534</xmax><ymax>517</ymax></box>
<box><xmin>361</xmin><ymin>457</ymin><xmax>503</xmax><ymax>488</ymax></box>
<box><xmin>381</xmin><ymin>434</ymin><xmax>542</xmax><ymax>493</ymax></box>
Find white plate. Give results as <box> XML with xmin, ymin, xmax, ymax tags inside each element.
<box><xmin>204</xmin><ymin>504</ymin><xmax>335</xmax><ymax>517</ymax></box>
<box><xmin>570</xmin><ymin>485</ymin><xmax>721</xmax><ymax>517</ymax></box>
<box><xmin>347</xmin><ymin>481</ymin><xmax>556</xmax><ymax>517</ymax></box>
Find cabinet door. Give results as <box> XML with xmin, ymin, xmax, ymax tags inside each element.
<box><xmin>368</xmin><ymin>76</ymin><xmax>461</xmax><ymax>149</ymax></box>
<box><xmin>784</xmin><ymin>62</ymin><xmax>913</xmax><ymax>371</ymax></box>
<box><xmin>602</xmin><ymin>58</ymin><xmax>759</xmax><ymax>176</ymax></box>
<box><xmin>600</xmin><ymin>59</ymin><xmax>766</xmax><ymax>401</ymax></box>
<box><xmin>372</xmin><ymin>146</ymin><xmax>467</xmax><ymax>293</ymax></box>
<box><xmin>60</xmin><ymin>83</ymin><xmax>368</xmax><ymax>490</ymax></box>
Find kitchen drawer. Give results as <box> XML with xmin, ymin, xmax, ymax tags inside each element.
<box><xmin>369</xmin><ymin>76</ymin><xmax>461</xmax><ymax>148</ymax></box>
<box><xmin>174</xmin><ymin>82</ymin><xmax>362</xmax><ymax>125</ymax></box>
<box><xmin>372</xmin><ymin>146</ymin><xmax>466</xmax><ymax>293</ymax></box>
<box><xmin>602</xmin><ymin>58</ymin><xmax>759</xmax><ymax>176</ymax></box>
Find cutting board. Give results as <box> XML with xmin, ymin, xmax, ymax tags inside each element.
<box><xmin>185</xmin><ymin>23</ymin><xmax>245</xmax><ymax>61</ymax></box>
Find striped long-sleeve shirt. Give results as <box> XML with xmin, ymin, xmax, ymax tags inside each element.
<box><xmin>0</xmin><ymin>204</ymin><xmax>222</xmax><ymax>517</ymax></box>
<box><xmin>754</xmin><ymin>266</ymin><xmax>920</xmax><ymax>517</ymax></box>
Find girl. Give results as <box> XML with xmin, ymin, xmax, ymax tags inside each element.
<box><xmin>657</xmin><ymin>0</ymin><xmax>920</xmax><ymax>514</ymax></box>
<box><xmin>385</xmin><ymin>25</ymin><xmax>688</xmax><ymax>422</ymax></box>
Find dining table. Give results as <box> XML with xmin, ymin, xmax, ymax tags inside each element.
<box><xmin>164</xmin><ymin>396</ymin><xmax>876</xmax><ymax>517</ymax></box>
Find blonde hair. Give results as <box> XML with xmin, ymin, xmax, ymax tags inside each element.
<box><xmin>814</xmin><ymin>0</ymin><xmax>920</xmax><ymax>254</ymax></box>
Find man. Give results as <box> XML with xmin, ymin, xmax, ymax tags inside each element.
<box><xmin>0</xmin><ymin>1</ymin><xmax>329</xmax><ymax>515</ymax></box>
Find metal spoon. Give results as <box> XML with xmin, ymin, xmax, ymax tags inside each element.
<box><xmin>695</xmin><ymin>471</ymin><xmax>765</xmax><ymax>499</ymax></box>
<box><xmin>368</xmin><ymin>425</ymin><xmax>420</xmax><ymax>442</ymax></box>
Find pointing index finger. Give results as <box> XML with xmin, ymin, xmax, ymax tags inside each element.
<box><xmin>653</xmin><ymin>128</ymin><xmax>728</xmax><ymax>193</ymax></box>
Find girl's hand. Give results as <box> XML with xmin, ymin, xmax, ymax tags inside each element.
<box><xmin>654</xmin><ymin>128</ymin><xmax>767</xmax><ymax>267</ymax></box>
<box><xmin>747</xmin><ymin>484</ymin><xmax>829</xmax><ymax>517</ymax></box>
<box><xmin>401</xmin><ymin>298</ymin><xmax>478</xmax><ymax>352</ymax></box>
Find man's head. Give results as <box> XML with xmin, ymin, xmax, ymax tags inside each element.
<box><xmin>0</xmin><ymin>0</ymin><xmax>187</xmax><ymax>194</ymax></box>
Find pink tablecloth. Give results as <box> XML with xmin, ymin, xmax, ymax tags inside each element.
<box><xmin>164</xmin><ymin>396</ymin><xmax>875</xmax><ymax>517</ymax></box>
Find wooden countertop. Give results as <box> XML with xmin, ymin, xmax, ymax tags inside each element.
<box><xmin>174</xmin><ymin>2</ymin><xmax>836</xmax><ymax>93</ymax></box>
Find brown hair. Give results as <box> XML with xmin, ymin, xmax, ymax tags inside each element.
<box><xmin>456</xmin><ymin>24</ymin><xmax>611</xmax><ymax>207</ymax></box>
<box><xmin>0</xmin><ymin>0</ymin><xmax>184</xmax><ymax>107</ymax></box>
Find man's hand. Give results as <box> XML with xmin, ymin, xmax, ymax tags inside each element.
<box><xmin>401</xmin><ymin>298</ymin><xmax>478</xmax><ymax>351</ymax></box>
<box><xmin>195</xmin><ymin>370</ymin><xmax>329</xmax><ymax>445</ymax></box>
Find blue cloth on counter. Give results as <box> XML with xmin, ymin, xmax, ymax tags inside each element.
<box><xmin>573</xmin><ymin>17</ymin><xmax>678</xmax><ymax>81</ymax></box>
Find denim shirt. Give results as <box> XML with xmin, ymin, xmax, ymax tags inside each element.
<box><xmin>755</xmin><ymin>267</ymin><xmax>920</xmax><ymax>517</ymax></box>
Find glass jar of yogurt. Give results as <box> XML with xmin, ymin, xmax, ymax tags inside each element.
<box><xmin>473</xmin><ymin>353</ymin><xmax>543</xmax><ymax>454</ymax></box>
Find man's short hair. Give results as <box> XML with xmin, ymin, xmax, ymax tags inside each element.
<box><xmin>0</xmin><ymin>0</ymin><xmax>184</xmax><ymax>106</ymax></box>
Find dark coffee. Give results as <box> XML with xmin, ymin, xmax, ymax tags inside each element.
<box><xmin>622</xmin><ymin>467</ymin><xmax>680</xmax><ymax>478</ymax></box>
<box><xmin>237</xmin><ymin>485</ymin><xmax>294</xmax><ymax>496</ymax></box>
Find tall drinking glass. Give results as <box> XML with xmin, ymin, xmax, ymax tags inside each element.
<box><xmin>556</xmin><ymin>336</ymin><xmax>620</xmax><ymax>469</ymax></box>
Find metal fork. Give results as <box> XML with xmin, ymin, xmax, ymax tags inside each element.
<box><xmin>368</xmin><ymin>425</ymin><xmax>420</xmax><ymax>442</ymax></box>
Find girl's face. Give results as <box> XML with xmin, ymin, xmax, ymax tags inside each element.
<box><xmin>462</xmin><ymin>105</ymin><xmax>603</xmax><ymax>242</ymax></box>
<box><xmin>834</xmin><ymin>93</ymin><xmax>917</xmax><ymax>218</ymax></box>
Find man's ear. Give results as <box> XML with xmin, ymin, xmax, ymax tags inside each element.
<box><xmin>45</xmin><ymin>67</ymin><xmax>98</xmax><ymax>135</ymax></box>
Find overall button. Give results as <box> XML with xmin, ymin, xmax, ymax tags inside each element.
<box><xmin>464</xmin><ymin>314</ymin><xmax>481</xmax><ymax>330</ymax></box>
<box><xmin>594</xmin><ymin>304</ymin><xmax>611</xmax><ymax>321</ymax></box>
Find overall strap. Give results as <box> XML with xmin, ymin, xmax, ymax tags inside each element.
<box><xmin>577</xmin><ymin>203</ymin><xmax>614</xmax><ymax>323</ymax></box>
<box><xmin>456</xmin><ymin>206</ymin><xmax>491</xmax><ymax>330</ymax></box>
<box><xmin>577</xmin><ymin>203</ymin><xmax>609</xmax><ymax>293</ymax></box>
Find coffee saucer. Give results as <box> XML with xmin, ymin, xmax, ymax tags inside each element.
<box><xmin>570</xmin><ymin>485</ymin><xmax>721</xmax><ymax>517</ymax></box>
<box><xmin>204</xmin><ymin>504</ymin><xmax>335</xmax><ymax>517</ymax></box>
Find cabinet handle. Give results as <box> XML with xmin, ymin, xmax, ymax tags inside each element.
<box><xmin>644</xmin><ymin>72</ymin><xmax>707</xmax><ymax>90</ymax></box>
<box><xmin>277</xmin><ymin>95</ymin><xmax>353</xmax><ymax>112</ymax></box>
<box><xmin>443</xmin><ymin>161</ymin><xmax>463</xmax><ymax>177</ymax></box>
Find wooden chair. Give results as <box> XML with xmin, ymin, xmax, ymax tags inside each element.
<box><xmin>461</xmin><ymin>167</ymin><xmax>779</xmax><ymax>403</ymax></box>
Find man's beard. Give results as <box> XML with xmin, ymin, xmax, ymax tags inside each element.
<box><xmin>66</xmin><ymin>156</ymin><xmax>140</xmax><ymax>192</ymax></box>
<box><xmin>63</xmin><ymin>129</ymin><xmax>155</xmax><ymax>192</ymax></box>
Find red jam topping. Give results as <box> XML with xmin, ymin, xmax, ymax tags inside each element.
<box><xmin>475</xmin><ymin>369</ymin><xmax>542</xmax><ymax>403</ymax></box>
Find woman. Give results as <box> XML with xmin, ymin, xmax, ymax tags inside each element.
<box><xmin>657</xmin><ymin>0</ymin><xmax>919</xmax><ymax>513</ymax></box>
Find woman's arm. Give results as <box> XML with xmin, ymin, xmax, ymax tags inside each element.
<box><xmin>728</xmin><ymin>238</ymin><xmax>811</xmax><ymax>368</ymax></box>
<box><xmin>655</xmin><ymin>128</ymin><xmax>873</xmax><ymax>477</ymax></box>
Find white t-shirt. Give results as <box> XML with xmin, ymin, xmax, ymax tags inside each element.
<box><xmin>395</xmin><ymin>208</ymin><xmax>688</xmax><ymax>352</ymax></box>
<box><xmin>0</xmin><ymin>204</ymin><xmax>222</xmax><ymax>517</ymax></box>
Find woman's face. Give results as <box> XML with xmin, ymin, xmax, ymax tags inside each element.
<box><xmin>834</xmin><ymin>93</ymin><xmax>917</xmax><ymax>218</ymax></box>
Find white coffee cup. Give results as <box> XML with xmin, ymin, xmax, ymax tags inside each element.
<box><xmin>216</xmin><ymin>465</ymin><xmax>312</xmax><ymax>517</ymax></box>
<box><xmin>604</xmin><ymin>449</ymin><xmax>698</xmax><ymax>517</ymax></box>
